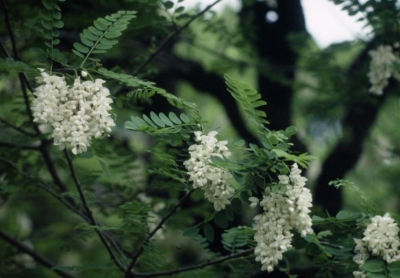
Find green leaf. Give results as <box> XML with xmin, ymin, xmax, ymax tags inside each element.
<box><xmin>93</xmin><ymin>19</ymin><xmax>109</xmax><ymax>30</ymax></box>
<box><xmin>82</xmin><ymin>29</ymin><xmax>99</xmax><ymax>41</ymax></box>
<box><xmin>224</xmin><ymin>74</ymin><xmax>269</xmax><ymax>131</ymax></box>
<box><xmin>306</xmin><ymin>242</ymin><xmax>321</xmax><ymax>256</ymax></box>
<box><xmin>163</xmin><ymin>1</ymin><xmax>174</xmax><ymax>9</ymax></box>
<box><xmin>42</xmin><ymin>0</ymin><xmax>54</xmax><ymax>10</ymax></box>
<box><xmin>183</xmin><ymin>226</ymin><xmax>200</xmax><ymax>237</ymax></box>
<box><xmin>231</xmin><ymin>198</ymin><xmax>242</xmax><ymax>214</ymax></box>
<box><xmin>214</xmin><ymin>213</ymin><xmax>229</xmax><ymax>228</ymax></box>
<box><xmin>72</xmin><ymin>49</ymin><xmax>85</xmax><ymax>58</ymax></box>
<box><xmin>95</xmin><ymin>43</ymin><xmax>113</xmax><ymax>50</ymax></box>
<box><xmin>150</xmin><ymin>112</ymin><xmax>165</xmax><ymax>127</ymax></box>
<box><xmin>204</xmin><ymin>224</ymin><xmax>214</xmax><ymax>242</ymax></box>
<box><xmin>285</xmin><ymin>126</ymin><xmax>297</xmax><ymax>137</ymax></box>
<box><xmin>41</xmin><ymin>19</ymin><xmax>52</xmax><ymax>30</ymax></box>
<box><xmin>40</xmin><ymin>9</ymin><xmax>52</xmax><ymax>20</ymax></box>
<box><xmin>74</xmin><ymin>42</ymin><xmax>90</xmax><ymax>53</ymax></box>
<box><xmin>169</xmin><ymin>112</ymin><xmax>182</xmax><ymax>124</ymax></box>
<box><xmin>97</xmin><ymin>159</ymin><xmax>110</xmax><ymax>177</ymax></box>
<box><xmin>175</xmin><ymin>6</ymin><xmax>185</xmax><ymax>13</ymax></box>
<box><xmin>53</xmin><ymin>11</ymin><xmax>62</xmax><ymax>20</ymax></box>
<box><xmin>88</xmin><ymin>26</ymin><xmax>103</xmax><ymax>36</ymax></box>
<box><xmin>104</xmin><ymin>31</ymin><xmax>122</xmax><ymax>39</ymax></box>
<box><xmin>225</xmin><ymin>205</ymin><xmax>234</xmax><ymax>221</ymax></box>
<box><xmin>180</xmin><ymin>113</ymin><xmax>190</xmax><ymax>123</ymax></box>
<box><xmin>80</xmin><ymin>34</ymin><xmax>94</xmax><ymax>47</ymax></box>
<box><xmin>53</xmin><ymin>20</ymin><xmax>64</xmax><ymax>28</ymax></box>
<box><xmin>159</xmin><ymin>113</ymin><xmax>174</xmax><ymax>127</ymax></box>
<box><xmin>362</xmin><ymin>259</ymin><xmax>385</xmax><ymax>273</ymax></box>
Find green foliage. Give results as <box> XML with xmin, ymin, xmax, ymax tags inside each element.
<box><xmin>222</xmin><ymin>226</ymin><xmax>254</xmax><ymax>253</ymax></box>
<box><xmin>119</xmin><ymin>200</ymin><xmax>152</xmax><ymax>235</ymax></box>
<box><xmin>2</xmin><ymin>0</ymin><xmax>400</xmax><ymax>277</ymax></box>
<box><xmin>40</xmin><ymin>0</ymin><xmax>65</xmax><ymax>49</ymax></box>
<box><xmin>0</xmin><ymin>58</ymin><xmax>38</xmax><ymax>73</ymax></box>
<box><xmin>73</xmin><ymin>11</ymin><xmax>137</xmax><ymax>66</ymax></box>
<box><xmin>128</xmin><ymin>87</ymin><xmax>200</xmax><ymax>119</ymax></box>
<box><xmin>97</xmin><ymin>67</ymin><xmax>155</xmax><ymax>87</ymax></box>
<box><xmin>224</xmin><ymin>74</ymin><xmax>269</xmax><ymax>132</ymax></box>
<box><xmin>125</xmin><ymin>111</ymin><xmax>197</xmax><ymax>146</ymax></box>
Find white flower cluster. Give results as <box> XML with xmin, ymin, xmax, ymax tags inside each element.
<box><xmin>368</xmin><ymin>45</ymin><xmax>400</xmax><ymax>95</ymax></box>
<box><xmin>31</xmin><ymin>70</ymin><xmax>115</xmax><ymax>154</ymax></box>
<box><xmin>249</xmin><ymin>163</ymin><xmax>313</xmax><ymax>272</ymax></box>
<box><xmin>353</xmin><ymin>213</ymin><xmax>400</xmax><ymax>277</ymax></box>
<box><xmin>183</xmin><ymin>131</ymin><xmax>234</xmax><ymax>211</ymax></box>
<box><xmin>137</xmin><ymin>193</ymin><xmax>166</xmax><ymax>240</ymax></box>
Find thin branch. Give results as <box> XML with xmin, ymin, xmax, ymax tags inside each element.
<box><xmin>0</xmin><ymin>229</ymin><xmax>76</xmax><ymax>278</ymax></box>
<box><xmin>39</xmin><ymin>140</ymin><xmax>70</xmax><ymax>194</ymax></box>
<box><xmin>63</xmin><ymin>150</ymin><xmax>126</xmax><ymax>273</ymax></box>
<box><xmin>36</xmin><ymin>181</ymin><xmax>91</xmax><ymax>222</ymax></box>
<box><xmin>0</xmin><ymin>117</ymin><xmax>37</xmax><ymax>137</ymax></box>
<box><xmin>0</xmin><ymin>36</ymin><xmax>10</xmax><ymax>57</ymax></box>
<box><xmin>130</xmin><ymin>248</ymin><xmax>254</xmax><ymax>277</ymax></box>
<box><xmin>0</xmin><ymin>155</ymin><xmax>124</xmax><ymax>263</ymax></box>
<box><xmin>0</xmin><ymin>141</ymin><xmax>40</xmax><ymax>151</ymax></box>
<box><xmin>132</xmin><ymin>0</ymin><xmax>222</xmax><ymax>76</ymax></box>
<box><xmin>1</xmin><ymin>0</ymin><xmax>19</xmax><ymax>60</ymax></box>
<box><xmin>125</xmin><ymin>189</ymin><xmax>196</xmax><ymax>276</ymax></box>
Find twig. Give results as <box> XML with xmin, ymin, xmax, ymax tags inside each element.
<box><xmin>0</xmin><ymin>117</ymin><xmax>37</xmax><ymax>137</ymax></box>
<box><xmin>39</xmin><ymin>140</ymin><xmax>70</xmax><ymax>194</ymax></box>
<box><xmin>130</xmin><ymin>248</ymin><xmax>254</xmax><ymax>277</ymax></box>
<box><xmin>0</xmin><ymin>141</ymin><xmax>40</xmax><ymax>151</ymax></box>
<box><xmin>0</xmin><ymin>229</ymin><xmax>76</xmax><ymax>278</ymax></box>
<box><xmin>0</xmin><ymin>155</ymin><xmax>124</xmax><ymax>263</ymax></box>
<box><xmin>36</xmin><ymin>181</ymin><xmax>91</xmax><ymax>222</ymax></box>
<box><xmin>132</xmin><ymin>0</ymin><xmax>222</xmax><ymax>76</ymax></box>
<box><xmin>125</xmin><ymin>189</ymin><xmax>196</xmax><ymax>276</ymax></box>
<box><xmin>63</xmin><ymin>150</ymin><xmax>126</xmax><ymax>273</ymax></box>
<box><xmin>0</xmin><ymin>0</ymin><xmax>19</xmax><ymax>60</ymax></box>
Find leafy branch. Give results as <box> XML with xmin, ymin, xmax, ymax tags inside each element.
<box><xmin>63</xmin><ymin>150</ymin><xmax>126</xmax><ymax>272</ymax></box>
<box><xmin>73</xmin><ymin>10</ymin><xmax>136</xmax><ymax>67</ymax></box>
<box><xmin>132</xmin><ymin>0</ymin><xmax>222</xmax><ymax>75</ymax></box>
<box><xmin>0</xmin><ymin>229</ymin><xmax>76</xmax><ymax>278</ymax></box>
<box><xmin>225</xmin><ymin>74</ymin><xmax>269</xmax><ymax>132</ymax></box>
<box><xmin>125</xmin><ymin>189</ymin><xmax>196</xmax><ymax>276</ymax></box>
<box><xmin>129</xmin><ymin>248</ymin><xmax>254</xmax><ymax>277</ymax></box>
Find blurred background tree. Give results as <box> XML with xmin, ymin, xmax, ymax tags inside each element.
<box><xmin>1</xmin><ymin>0</ymin><xmax>400</xmax><ymax>277</ymax></box>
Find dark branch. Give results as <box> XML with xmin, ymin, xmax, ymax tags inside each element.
<box><xmin>132</xmin><ymin>0</ymin><xmax>222</xmax><ymax>76</ymax></box>
<box><xmin>0</xmin><ymin>229</ymin><xmax>76</xmax><ymax>278</ymax></box>
<box><xmin>0</xmin><ymin>141</ymin><xmax>40</xmax><ymax>151</ymax></box>
<box><xmin>0</xmin><ymin>117</ymin><xmax>37</xmax><ymax>137</ymax></box>
<box><xmin>63</xmin><ymin>150</ymin><xmax>126</xmax><ymax>273</ymax></box>
<box><xmin>131</xmin><ymin>248</ymin><xmax>254</xmax><ymax>277</ymax></box>
<box><xmin>125</xmin><ymin>189</ymin><xmax>196</xmax><ymax>276</ymax></box>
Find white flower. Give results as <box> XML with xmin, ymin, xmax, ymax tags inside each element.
<box><xmin>363</xmin><ymin>213</ymin><xmax>400</xmax><ymax>263</ymax></box>
<box><xmin>81</xmin><ymin>70</ymin><xmax>88</xmax><ymax>77</ymax></box>
<box><xmin>368</xmin><ymin>45</ymin><xmax>400</xmax><ymax>95</ymax></box>
<box><xmin>352</xmin><ymin>213</ymin><xmax>400</xmax><ymax>277</ymax></box>
<box><xmin>184</xmin><ymin>131</ymin><xmax>234</xmax><ymax>211</ymax></box>
<box><xmin>31</xmin><ymin>71</ymin><xmax>115</xmax><ymax>154</ymax></box>
<box><xmin>252</xmin><ymin>164</ymin><xmax>313</xmax><ymax>272</ymax></box>
<box><xmin>353</xmin><ymin>238</ymin><xmax>369</xmax><ymax>267</ymax></box>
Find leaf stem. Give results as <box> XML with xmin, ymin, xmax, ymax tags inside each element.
<box><xmin>125</xmin><ymin>189</ymin><xmax>196</xmax><ymax>276</ymax></box>
<box><xmin>0</xmin><ymin>229</ymin><xmax>76</xmax><ymax>278</ymax></box>
<box><xmin>132</xmin><ymin>0</ymin><xmax>222</xmax><ymax>76</ymax></box>
<box><xmin>63</xmin><ymin>150</ymin><xmax>126</xmax><ymax>273</ymax></box>
<box><xmin>130</xmin><ymin>248</ymin><xmax>254</xmax><ymax>277</ymax></box>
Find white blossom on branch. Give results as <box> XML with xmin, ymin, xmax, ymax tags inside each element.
<box><xmin>184</xmin><ymin>131</ymin><xmax>234</xmax><ymax>211</ymax></box>
<box><xmin>31</xmin><ymin>70</ymin><xmax>115</xmax><ymax>154</ymax></box>
<box><xmin>250</xmin><ymin>163</ymin><xmax>313</xmax><ymax>272</ymax></box>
